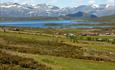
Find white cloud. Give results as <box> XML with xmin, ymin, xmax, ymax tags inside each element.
<box><xmin>107</xmin><ymin>0</ymin><xmax>115</xmax><ymax>5</ymax></box>
<box><xmin>23</xmin><ymin>0</ymin><xmax>36</xmax><ymax>5</ymax></box>
<box><xmin>88</xmin><ymin>0</ymin><xmax>95</xmax><ymax>5</ymax></box>
<box><xmin>47</xmin><ymin>0</ymin><xmax>58</xmax><ymax>4</ymax></box>
<box><xmin>73</xmin><ymin>0</ymin><xmax>83</xmax><ymax>5</ymax></box>
<box><xmin>22</xmin><ymin>0</ymin><xmax>59</xmax><ymax>5</ymax></box>
<box><xmin>106</xmin><ymin>0</ymin><xmax>115</xmax><ymax>7</ymax></box>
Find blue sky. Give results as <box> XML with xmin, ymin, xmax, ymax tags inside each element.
<box><xmin>0</xmin><ymin>0</ymin><xmax>115</xmax><ymax>8</ymax></box>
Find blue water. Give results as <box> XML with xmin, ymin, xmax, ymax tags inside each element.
<box><xmin>0</xmin><ymin>20</ymin><xmax>111</xmax><ymax>28</ymax></box>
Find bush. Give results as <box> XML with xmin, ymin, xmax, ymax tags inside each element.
<box><xmin>0</xmin><ymin>50</ymin><xmax>52</xmax><ymax>70</ymax></box>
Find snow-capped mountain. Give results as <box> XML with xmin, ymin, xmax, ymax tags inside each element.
<box><xmin>0</xmin><ymin>2</ymin><xmax>61</xmax><ymax>17</ymax></box>
<box><xmin>69</xmin><ymin>4</ymin><xmax>115</xmax><ymax>16</ymax></box>
<box><xmin>0</xmin><ymin>2</ymin><xmax>115</xmax><ymax>17</ymax></box>
<box><xmin>90</xmin><ymin>4</ymin><xmax>115</xmax><ymax>16</ymax></box>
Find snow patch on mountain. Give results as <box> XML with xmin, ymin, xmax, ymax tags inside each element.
<box><xmin>0</xmin><ymin>2</ymin><xmax>115</xmax><ymax>17</ymax></box>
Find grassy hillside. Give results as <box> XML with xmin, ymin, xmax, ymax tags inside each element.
<box><xmin>73</xmin><ymin>15</ymin><xmax>115</xmax><ymax>28</ymax></box>
<box><xmin>0</xmin><ymin>27</ymin><xmax>115</xmax><ymax>70</ymax></box>
<box><xmin>85</xmin><ymin>15</ymin><xmax>115</xmax><ymax>22</ymax></box>
<box><xmin>100</xmin><ymin>15</ymin><xmax>115</xmax><ymax>19</ymax></box>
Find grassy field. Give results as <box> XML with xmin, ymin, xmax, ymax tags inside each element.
<box><xmin>2</xmin><ymin>50</ymin><xmax>115</xmax><ymax>70</ymax></box>
<box><xmin>0</xmin><ymin>27</ymin><xmax>115</xmax><ymax>70</ymax></box>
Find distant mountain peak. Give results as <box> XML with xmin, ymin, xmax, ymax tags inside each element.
<box><xmin>0</xmin><ymin>2</ymin><xmax>115</xmax><ymax>17</ymax></box>
<box><xmin>1</xmin><ymin>2</ymin><xmax>20</xmax><ymax>6</ymax></box>
<box><xmin>90</xmin><ymin>4</ymin><xmax>99</xmax><ymax>8</ymax></box>
<box><xmin>66</xmin><ymin>11</ymin><xmax>97</xmax><ymax>18</ymax></box>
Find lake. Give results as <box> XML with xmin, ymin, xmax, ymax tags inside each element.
<box><xmin>0</xmin><ymin>20</ymin><xmax>111</xmax><ymax>28</ymax></box>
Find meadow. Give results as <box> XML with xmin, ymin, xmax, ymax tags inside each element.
<box><xmin>0</xmin><ymin>27</ymin><xmax>115</xmax><ymax>70</ymax></box>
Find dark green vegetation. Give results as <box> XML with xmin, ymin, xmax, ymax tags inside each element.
<box><xmin>82</xmin><ymin>15</ymin><xmax>115</xmax><ymax>27</ymax></box>
<box><xmin>0</xmin><ymin>26</ymin><xmax>115</xmax><ymax>70</ymax></box>
<box><xmin>0</xmin><ymin>50</ymin><xmax>52</xmax><ymax>70</ymax></box>
<box><xmin>0</xmin><ymin>16</ymin><xmax>74</xmax><ymax>22</ymax></box>
<box><xmin>58</xmin><ymin>15</ymin><xmax>115</xmax><ymax>28</ymax></box>
<box><xmin>83</xmin><ymin>15</ymin><xmax>115</xmax><ymax>22</ymax></box>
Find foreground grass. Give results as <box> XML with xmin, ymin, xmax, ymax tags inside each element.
<box><xmin>0</xmin><ymin>50</ymin><xmax>52</xmax><ymax>70</ymax></box>
<box><xmin>0</xmin><ymin>27</ymin><xmax>115</xmax><ymax>70</ymax></box>
<box><xmin>2</xmin><ymin>50</ymin><xmax>115</xmax><ymax>70</ymax></box>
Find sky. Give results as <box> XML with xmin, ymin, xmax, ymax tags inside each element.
<box><xmin>0</xmin><ymin>0</ymin><xmax>115</xmax><ymax>8</ymax></box>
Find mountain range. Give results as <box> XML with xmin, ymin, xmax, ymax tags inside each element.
<box><xmin>0</xmin><ymin>2</ymin><xmax>115</xmax><ymax>17</ymax></box>
<box><xmin>66</xmin><ymin>11</ymin><xmax>97</xmax><ymax>18</ymax></box>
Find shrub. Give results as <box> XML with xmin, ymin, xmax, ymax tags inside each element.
<box><xmin>0</xmin><ymin>50</ymin><xmax>52</xmax><ymax>70</ymax></box>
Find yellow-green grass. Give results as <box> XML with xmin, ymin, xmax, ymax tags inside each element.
<box><xmin>78</xmin><ymin>36</ymin><xmax>115</xmax><ymax>39</ymax></box>
<box><xmin>0</xmin><ymin>30</ymin><xmax>115</xmax><ymax>53</ymax></box>
<box><xmin>0</xmin><ymin>30</ymin><xmax>115</xmax><ymax>52</ymax></box>
<box><xmin>3</xmin><ymin>50</ymin><xmax>115</xmax><ymax>70</ymax></box>
<box><xmin>65</xmin><ymin>41</ymin><xmax>115</xmax><ymax>53</ymax></box>
<box><xmin>0</xmin><ymin>28</ymin><xmax>115</xmax><ymax>70</ymax></box>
